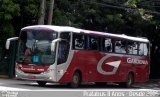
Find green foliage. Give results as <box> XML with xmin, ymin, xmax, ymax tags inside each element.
<box><xmin>20</xmin><ymin>0</ymin><xmax>39</xmax><ymax>26</ymax></box>
<box><xmin>24</xmin><ymin>4</ymin><xmax>38</xmax><ymax>17</ymax></box>
<box><xmin>0</xmin><ymin>0</ymin><xmax>20</xmax><ymax>20</ymax></box>
<box><xmin>53</xmin><ymin>9</ymin><xmax>69</xmax><ymax>25</ymax></box>
<box><xmin>2</xmin><ymin>23</ymin><xmax>14</xmax><ymax>38</ymax></box>
<box><xmin>0</xmin><ymin>0</ymin><xmax>20</xmax><ymax>41</ymax></box>
<box><xmin>0</xmin><ymin>0</ymin><xmax>159</xmax><ymax>41</ymax></box>
<box><xmin>124</xmin><ymin>0</ymin><xmax>138</xmax><ymax>7</ymax></box>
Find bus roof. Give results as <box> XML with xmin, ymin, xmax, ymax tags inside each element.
<box><xmin>21</xmin><ymin>25</ymin><xmax>81</xmax><ymax>33</ymax></box>
<box><xmin>81</xmin><ymin>29</ymin><xmax>149</xmax><ymax>43</ymax></box>
<box><xmin>21</xmin><ymin>25</ymin><xmax>149</xmax><ymax>43</ymax></box>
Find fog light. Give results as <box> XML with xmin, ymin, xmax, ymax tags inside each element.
<box><xmin>49</xmin><ymin>77</ymin><xmax>52</xmax><ymax>80</ymax></box>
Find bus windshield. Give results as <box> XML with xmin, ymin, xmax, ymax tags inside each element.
<box><xmin>16</xmin><ymin>30</ymin><xmax>57</xmax><ymax>65</ymax></box>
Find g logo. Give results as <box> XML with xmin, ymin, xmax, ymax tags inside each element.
<box><xmin>97</xmin><ymin>55</ymin><xmax>121</xmax><ymax>75</ymax></box>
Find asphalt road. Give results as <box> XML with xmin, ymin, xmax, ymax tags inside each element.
<box><xmin>0</xmin><ymin>79</ymin><xmax>159</xmax><ymax>91</ymax></box>
<box><xmin>0</xmin><ymin>79</ymin><xmax>160</xmax><ymax>97</ymax></box>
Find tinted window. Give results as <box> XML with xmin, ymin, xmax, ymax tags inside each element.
<box><xmin>73</xmin><ymin>34</ymin><xmax>85</xmax><ymax>50</ymax></box>
<box><xmin>115</xmin><ymin>40</ymin><xmax>127</xmax><ymax>54</ymax></box>
<box><xmin>128</xmin><ymin>41</ymin><xmax>138</xmax><ymax>55</ymax></box>
<box><xmin>144</xmin><ymin>43</ymin><xmax>149</xmax><ymax>55</ymax></box>
<box><xmin>139</xmin><ymin>43</ymin><xmax>144</xmax><ymax>55</ymax></box>
<box><xmin>60</xmin><ymin>32</ymin><xmax>70</xmax><ymax>41</ymax></box>
<box><xmin>89</xmin><ymin>36</ymin><xmax>99</xmax><ymax>50</ymax></box>
<box><xmin>57</xmin><ymin>32</ymin><xmax>70</xmax><ymax>65</ymax></box>
<box><xmin>102</xmin><ymin>38</ymin><xmax>112</xmax><ymax>52</ymax></box>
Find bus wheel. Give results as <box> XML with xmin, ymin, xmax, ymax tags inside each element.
<box><xmin>37</xmin><ymin>81</ymin><xmax>47</xmax><ymax>86</ymax></box>
<box><xmin>119</xmin><ymin>73</ymin><xmax>134</xmax><ymax>88</ymax></box>
<box><xmin>70</xmin><ymin>72</ymin><xmax>81</xmax><ymax>88</ymax></box>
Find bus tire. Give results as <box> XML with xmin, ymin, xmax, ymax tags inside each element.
<box><xmin>37</xmin><ymin>81</ymin><xmax>47</xmax><ymax>86</ymax></box>
<box><xmin>119</xmin><ymin>73</ymin><xmax>134</xmax><ymax>88</ymax></box>
<box><xmin>70</xmin><ymin>72</ymin><xmax>81</xmax><ymax>88</ymax></box>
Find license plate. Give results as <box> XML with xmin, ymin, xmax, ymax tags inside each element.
<box><xmin>28</xmin><ymin>75</ymin><xmax>36</xmax><ymax>79</ymax></box>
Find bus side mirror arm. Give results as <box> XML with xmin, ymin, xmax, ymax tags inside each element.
<box><xmin>51</xmin><ymin>38</ymin><xmax>62</xmax><ymax>52</ymax></box>
<box><xmin>6</xmin><ymin>37</ymin><xmax>19</xmax><ymax>50</ymax></box>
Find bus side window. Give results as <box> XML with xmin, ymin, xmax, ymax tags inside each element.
<box><xmin>57</xmin><ymin>32</ymin><xmax>70</xmax><ymax>65</ymax></box>
<box><xmin>115</xmin><ymin>40</ymin><xmax>127</xmax><ymax>54</ymax></box>
<box><xmin>103</xmin><ymin>38</ymin><xmax>112</xmax><ymax>52</ymax></box>
<box><xmin>133</xmin><ymin>42</ymin><xmax>138</xmax><ymax>55</ymax></box>
<box><xmin>128</xmin><ymin>41</ymin><xmax>138</xmax><ymax>55</ymax></box>
<box><xmin>73</xmin><ymin>34</ymin><xmax>85</xmax><ymax>50</ymax></box>
<box><xmin>89</xmin><ymin>36</ymin><xmax>99</xmax><ymax>50</ymax></box>
<box><xmin>115</xmin><ymin>40</ymin><xmax>121</xmax><ymax>53</ymax></box>
<box><xmin>139</xmin><ymin>43</ymin><xmax>144</xmax><ymax>55</ymax></box>
<box><xmin>144</xmin><ymin>43</ymin><xmax>148</xmax><ymax>56</ymax></box>
<box><xmin>60</xmin><ymin>32</ymin><xmax>70</xmax><ymax>42</ymax></box>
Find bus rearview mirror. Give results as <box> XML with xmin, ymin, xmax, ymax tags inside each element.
<box><xmin>6</xmin><ymin>37</ymin><xmax>19</xmax><ymax>50</ymax></box>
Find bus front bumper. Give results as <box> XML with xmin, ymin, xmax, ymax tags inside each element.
<box><xmin>15</xmin><ymin>69</ymin><xmax>57</xmax><ymax>82</ymax></box>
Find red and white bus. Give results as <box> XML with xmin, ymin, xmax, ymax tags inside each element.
<box><xmin>6</xmin><ymin>25</ymin><xmax>150</xmax><ymax>88</ymax></box>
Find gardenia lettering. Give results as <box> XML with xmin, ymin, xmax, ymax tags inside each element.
<box><xmin>127</xmin><ymin>58</ymin><xmax>148</xmax><ymax>65</ymax></box>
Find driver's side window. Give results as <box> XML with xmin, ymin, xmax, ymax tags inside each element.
<box><xmin>57</xmin><ymin>32</ymin><xmax>70</xmax><ymax>65</ymax></box>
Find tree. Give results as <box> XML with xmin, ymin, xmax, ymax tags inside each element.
<box><xmin>0</xmin><ymin>0</ymin><xmax>20</xmax><ymax>39</ymax></box>
<box><xmin>0</xmin><ymin>0</ymin><xmax>20</xmax><ymax>74</ymax></box>
<box><xmin>48</xmin><ymin>0</ymin><xmax>55</xmax><ymax>25</ymax></box>
<box><xmin>38</xmin><ymin>0</ymin><xmax>46</xmax><ymax>24</ymax></box>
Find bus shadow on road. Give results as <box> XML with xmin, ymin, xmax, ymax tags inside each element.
<box><xmin>20</xmin><ymin>82</ymin><xmax>139</xmax><ymax>89</ymax></box>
